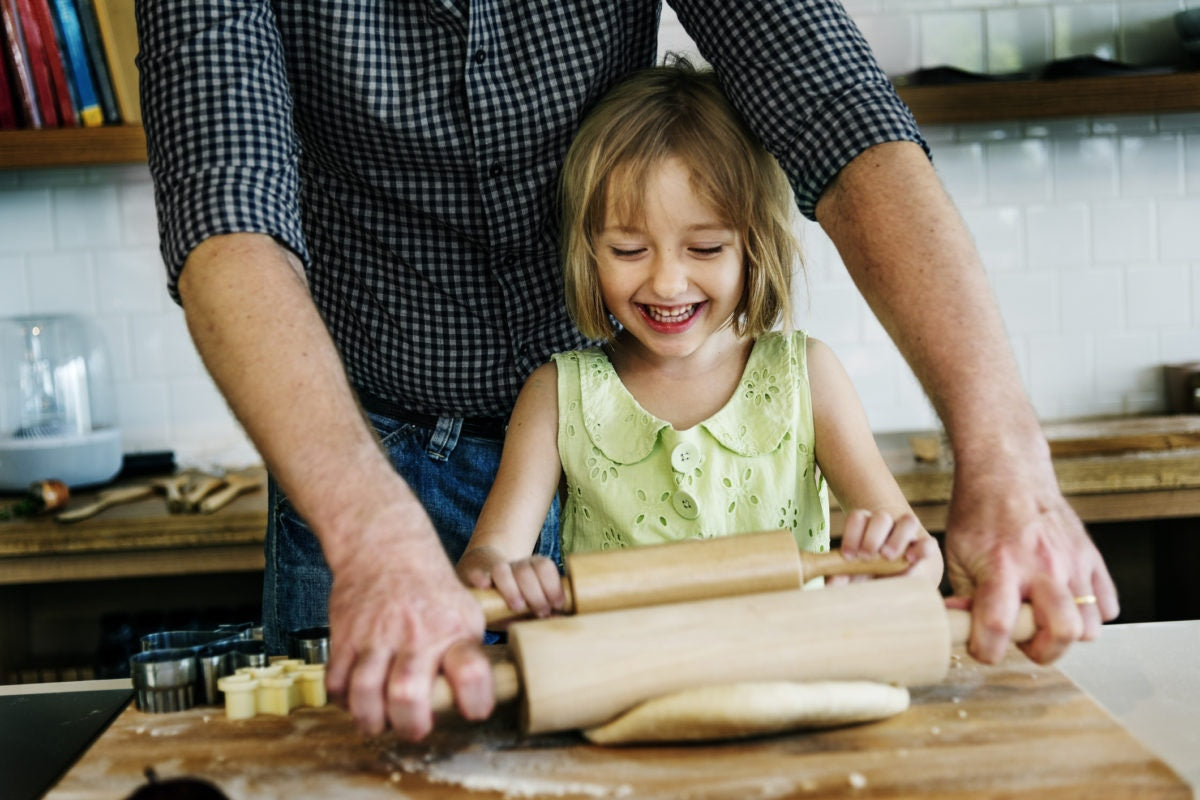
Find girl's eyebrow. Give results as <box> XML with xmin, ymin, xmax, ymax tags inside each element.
<box><xmin>601</xmin><ymin>222</ymin><xmax>733</xmax><ymax>235</ymax></box>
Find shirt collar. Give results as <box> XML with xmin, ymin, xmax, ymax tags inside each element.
<box><xmin>578</xmin><ymin>334</ymin><xmax>794</xmax><ymax>464</ymax></box>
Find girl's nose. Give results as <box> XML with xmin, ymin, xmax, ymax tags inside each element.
<box><xmin>650</xmin><ymin>252</ymin><xmax>689</xmax><ymax>298</ymax></box>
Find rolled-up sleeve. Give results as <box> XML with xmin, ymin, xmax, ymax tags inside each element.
<box><xmin>136</xmin><ymin>0</ymin><xmax>307</xmax><ymax>303</ymax></box>
<box><xmin>671</xmin><ymin>0</ymin><xmax>928</xmax><ymax>220</ymax></box>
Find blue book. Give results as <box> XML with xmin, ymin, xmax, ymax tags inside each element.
<box><xmin>70</xmin><ymin>0</ymin><xmax>114</xmax><ymax>122</ymax></box>
<box><xmin>48</xmin><ymin>0</ymin><xmax>99</xmax><ymax>125</ymax></box>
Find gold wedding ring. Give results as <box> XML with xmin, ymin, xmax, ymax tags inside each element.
<box><xmin>1073</xmin><ymin>594</ymin><xmax>1098</xmax><ymax>605</ymax></box>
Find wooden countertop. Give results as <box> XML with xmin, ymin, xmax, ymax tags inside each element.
<box><xmin>41</xmin><ymin>644</ymin><xmax>1192</xmax><ymax>799</ymax></box>
<box><xmin>854</xmin><ymin>416</ymin><xmax>1200</xmax><ymax>531</ymax></box>
<box><xmin>0</xmin><ymin>468</ymin><xmax>268</xmax><ymax>584</ymax></box>
<box><xmin>880</xmin><ymin>416</ymin><xmax>1200</xmax><ymax>503</ymax></box>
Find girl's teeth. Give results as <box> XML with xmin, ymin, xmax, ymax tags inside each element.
<box><xmin>645</xmin><ymin>304</ymin><xmax>695</xmax><ymax>322</ymax></box>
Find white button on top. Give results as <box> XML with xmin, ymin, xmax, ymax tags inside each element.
<box><xmin>672</xmin><ymin>490</ymin><xmax>700</xmax><ymax>520</ymax></box>
<box><xmin>670</xmin><ymin>442</ymin><xmax>700</xmax><ymax>473</ymax></box>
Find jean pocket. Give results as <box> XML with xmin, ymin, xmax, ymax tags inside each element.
<box><xmin>365</xmin><ymin>410</ymin><xmax>419</xmax><ymax>450</ymax></box>
<box><xmin>272</xmin><ymin>494</ymin><xmax>326</xmax><ymax>568</ymax></box>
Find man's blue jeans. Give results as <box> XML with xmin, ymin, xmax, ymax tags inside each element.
<box><xmin>262</xmin><ymin>411</ymin><xmax>560</xmax><ymax>655</ymax></box>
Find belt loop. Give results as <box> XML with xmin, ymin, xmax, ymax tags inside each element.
<box><xmin>426</xmin><ymin>417</ymin><xmax>463</xmax><ymax>461</ymax></box>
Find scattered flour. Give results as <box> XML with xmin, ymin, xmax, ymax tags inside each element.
<box><xmin>394</xmin><ymin>748</ymin><xmax>633</xmax><ymax>798</ymax></box>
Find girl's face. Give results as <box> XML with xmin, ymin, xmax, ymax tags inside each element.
<box><xmin>596</xmin><ymin>157</ymin><xmax>745</xmax><ymax>363</ymax></box>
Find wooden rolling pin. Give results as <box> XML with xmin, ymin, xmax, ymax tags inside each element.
<box><xmin>471</xmin><ymin>528</ymin><xmax>912</xmax><ymax>626</ymax></box>
<box><xmin>436</xmin><ymin>576</ymin><xmax>1037</xmax><ymax>734</ymax></box>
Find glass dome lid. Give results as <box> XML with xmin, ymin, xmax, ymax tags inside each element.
<box><xmin>0</xmin><ymin>314</ymin><xmax>122</xmax><ymax>489</ymax></box>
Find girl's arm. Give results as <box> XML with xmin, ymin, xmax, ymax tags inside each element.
<box><xmin>807</xmin><ymin>337</ymin><xmax>944</xmax><ymax>585</ymax></box>
<box><xmin>457</xmin><ymin>362</ymin><xmax>567</xmax><ymax>615</ymax></box>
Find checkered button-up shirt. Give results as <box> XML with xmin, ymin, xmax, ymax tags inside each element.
<box><xmin>137</xmin><ymin>0</ymin><xmax>925</xmax><ymax>418</ymax></box>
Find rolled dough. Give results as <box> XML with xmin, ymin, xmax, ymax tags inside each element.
<box><xmin>583</xmin><ymin>680</ymin><xmax>909</xmax><ymax>745</ymax></box>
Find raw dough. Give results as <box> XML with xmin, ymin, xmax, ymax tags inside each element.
<box><xmin>583</xmin><ymin>680</ymin><xmax>909</xmax><ymax>745</ymax></box>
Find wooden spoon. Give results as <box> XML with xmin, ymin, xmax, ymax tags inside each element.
<box><xmin>57</xmin><ymin>485</ymin><xmax>155</xmax><ymax>523</ymax></box>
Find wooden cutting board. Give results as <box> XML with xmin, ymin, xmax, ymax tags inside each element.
<box><xmin>46</xmin><ymin>646</ymin><xmax>1190</xmax><ymax>800</ymax></box>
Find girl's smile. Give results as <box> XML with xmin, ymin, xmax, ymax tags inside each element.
<box><xmin>639</xmin><ymin>301</ymin><xmax>708</xmax><ymax>332</ymax></box>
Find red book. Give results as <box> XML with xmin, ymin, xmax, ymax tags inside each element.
<box><xmin>27</xmin><ymin>0</ymin><xmax>74</xmax><ymax>125</ymax></box>
<box><xmin>1</xmin><ymin>0</ymin><xmax>40</xmax><ymax>127</ymax></box>
<box><xmin>12</xmin><ymin>0</ymin><xmax>57</xmax><ymax>125</ymax></box>
<box><xmin>0</xmin><ymin>44</ymin><xmax>18</xmax><ymax>128</ymax></box>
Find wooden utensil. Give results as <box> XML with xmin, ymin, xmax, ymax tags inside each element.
<box><xmin>471</xmin><ymin>528</ymin><xmax>912</xmax><ymax>626</ymax></box>
<box><xmin>438</xmin><ymin>576</ymin><xmax>1037</xmax><ymax>734</ymax></box>
<box><xmin>198</xmin><ymin>470</ymin><xmax>264</xmax><ymax>514</ymax></box>
<box><xmin>150</xmin><ymin>474</ymin><xmax>189</xmax><ymax>513</ymax></box>
<box><xmin>182</xmin><ymin>474</ymin><xmax>224</xmax><ymax>512</ymax></box>
<box><xmin>56</xmin><ymin>485</ymin><xmax>155</xmax><ymax>523</ymax></box>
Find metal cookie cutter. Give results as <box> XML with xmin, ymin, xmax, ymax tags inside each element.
<box><xmin>132</xmin><ymin>623</ymin><xmax>265</xmax><ymax>712</ymax></box>
<box><xmin>287</xmin><ymin>626</ymin><xmax>330</xmax><ymax>665</ymax></box>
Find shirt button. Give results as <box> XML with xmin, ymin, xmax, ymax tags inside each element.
<box><xmin>489</xmin><ymin>163</ymin><xmax>504</xmax><ymax>178</ymax></box>
<box><xmin>672</xmin><ymin>490</ymin><xmax>700</xmax><ymax>520</ymax></box>
<box><xmin>474</xmin><ymin>48</ymin><xmax>487</xmax><ymax>64</ymax></box>
<box><xmin>670</xmin><ymin>442</ymin><xmax>700</xmax><ymax>473</ymax></box>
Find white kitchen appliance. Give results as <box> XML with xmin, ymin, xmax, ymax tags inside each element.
<box><xmin>0</xmin><ymin>315</ymin><xmax>122</xmax><ymax>490</ymax></box>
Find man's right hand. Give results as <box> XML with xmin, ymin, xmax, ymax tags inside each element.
<box><xmin>179</xmin><ymin>234</ymin><xmax>490</xmax><ymax>740</ymax></box>
<box><xmin>323</xmin><ymin>497</ymin><xmax>492</xmax><ymax>740</ymax></box>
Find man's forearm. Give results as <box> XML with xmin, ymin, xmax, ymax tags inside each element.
<box><xmin>177</xmin><ymin>233</ymin><xmax>415</xmax><ymax>565</ymax></box>
<box><xmin>814</xmin><ymin>141</ymin><xmax>1047</xmax><ymax>472</ymax></box>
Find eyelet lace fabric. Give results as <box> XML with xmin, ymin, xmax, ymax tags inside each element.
<box><xmin>554</xmin><ymin>331</ymin><xmax>829</xmax><ymax>557</ymax></box>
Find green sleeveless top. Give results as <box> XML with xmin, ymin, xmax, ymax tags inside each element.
<box><xmin>553</xmin><ymin>330</ymin><xmax>829</xmax><ymax>557</ymax></box>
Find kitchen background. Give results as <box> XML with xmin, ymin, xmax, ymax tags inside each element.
<box><xmin>1</xmin><ymin>0</ymin><xmax>1198</xmax><ymax>470</ymax></box>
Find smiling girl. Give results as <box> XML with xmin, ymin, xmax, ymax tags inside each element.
<box><xmin>456</xmin><ymin>58</ymin><xmax>942</xmax><ymax>616</ymax></box>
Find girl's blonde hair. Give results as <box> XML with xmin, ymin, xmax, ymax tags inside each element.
<box><xmin>560</xmin><ymin>56</ymin><xmax>799</xmax><ymax>341</ymax></box>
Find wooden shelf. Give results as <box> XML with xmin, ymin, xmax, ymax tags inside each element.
<box><xmin>897</xmin><ymin>70</ymin><xmax>1200</xmax><ymax>125</ymax></box>
<box><xmin>0</xmin><ymin>125</ymin><xmax>146</xmax><ymax>169</ymax></box>
<box><xmin>1</xmin><ymin>72</ymin><xmax>1197</xmax><ymax>169</ymax></box>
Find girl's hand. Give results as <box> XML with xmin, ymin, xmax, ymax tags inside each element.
<box><xmin>458</xmin><ymin>548</ymin><xmax>567</xmax><ymax>619</ymax></box>
<box><xmin>488</xmin><ymin>557</ymin><xmax>568</xmax><ymax>619</ymax></box>
<box><xmin>831</xmin><ymin>509</ymin><xmax>944</xmax><ymax>586</ymax></box>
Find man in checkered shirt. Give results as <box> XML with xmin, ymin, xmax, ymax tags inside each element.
<box><xmin>137</xmin><ymin>0</ymin><xmax>1117</xmax><ymax>740</ymax></box>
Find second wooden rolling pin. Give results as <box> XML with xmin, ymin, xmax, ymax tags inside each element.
<box><xmin>438</xmin><ymin>576</ymin><xmax>1037</xmax><ymax>734</ymax></box>
<box><xmin>471</xmin><ymin>528</ymin><xmax>913</xmax><ymax>625</ymax></box>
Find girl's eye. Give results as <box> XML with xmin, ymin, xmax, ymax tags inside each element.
<box><xmin>610</xmin><ymin>246</ymin><xmax>645</xmax><ymax>258</ymax></box>
<box><xmin>691</xmin><ymin>245</ymin><xmax>725</xmax><ymax>256</ymax></box>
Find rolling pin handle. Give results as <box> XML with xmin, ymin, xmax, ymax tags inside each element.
<box><xmin>947</xmin><ymin>604</ymin><xmax>1037</xmax><ymax>646</ymax></box>
<box><xmin>432</xmin><ymin>660</ymin><xmax>521</xmax><ymax>714</ymax></box>
<box><xmin>473</xmin><ymin>577</ymin><xmax>577</xmax><ymax>627</ymax></box>
<box><xmin>797</xmin><ymin>549</ymin><xmax>912</xmax><ymax>583</ymax></box>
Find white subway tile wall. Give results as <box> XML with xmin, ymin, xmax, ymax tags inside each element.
<box><xmin>0</xmin><ymin>1</ymin><xmax>1197</xmax><ymax>466</ymax></box>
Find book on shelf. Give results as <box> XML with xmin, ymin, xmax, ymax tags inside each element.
<box><xmin>72</xmin><ymin>0</ymin><xmax>117</xmax><ymax>123</ymax></box>
<box><xmin>89</xmin><ymin>0</ymin><xmax>135</xmax><ymax>123</ymax></box>
<box><xmin>25</xmin><ymin>0</ymin><xmax>77</xmax><ymax>126</ymax></box>
<box><xmin>3</xmin><ymin>0</ymin><xmax>41</xmax><ymax>126</ymax></box>
<box><xmin>11</xmin><ymin>0</ymin><xmax>58</xmax><ymax>125</ymax></box>
<box><xmin>49</xmin><ymin>0</ymin><xmax>101</xmax><ymax>125</ymax></box>
<box><xmin>0</xmin><ymin>35</ymin><xmax>17</xmax><ymax>128</ymax></box>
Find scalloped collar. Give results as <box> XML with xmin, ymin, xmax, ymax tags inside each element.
<box><xmin>577</xmin><ymin>332</ymin><xmax>796</xmax><ymax>464</ymax></box>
